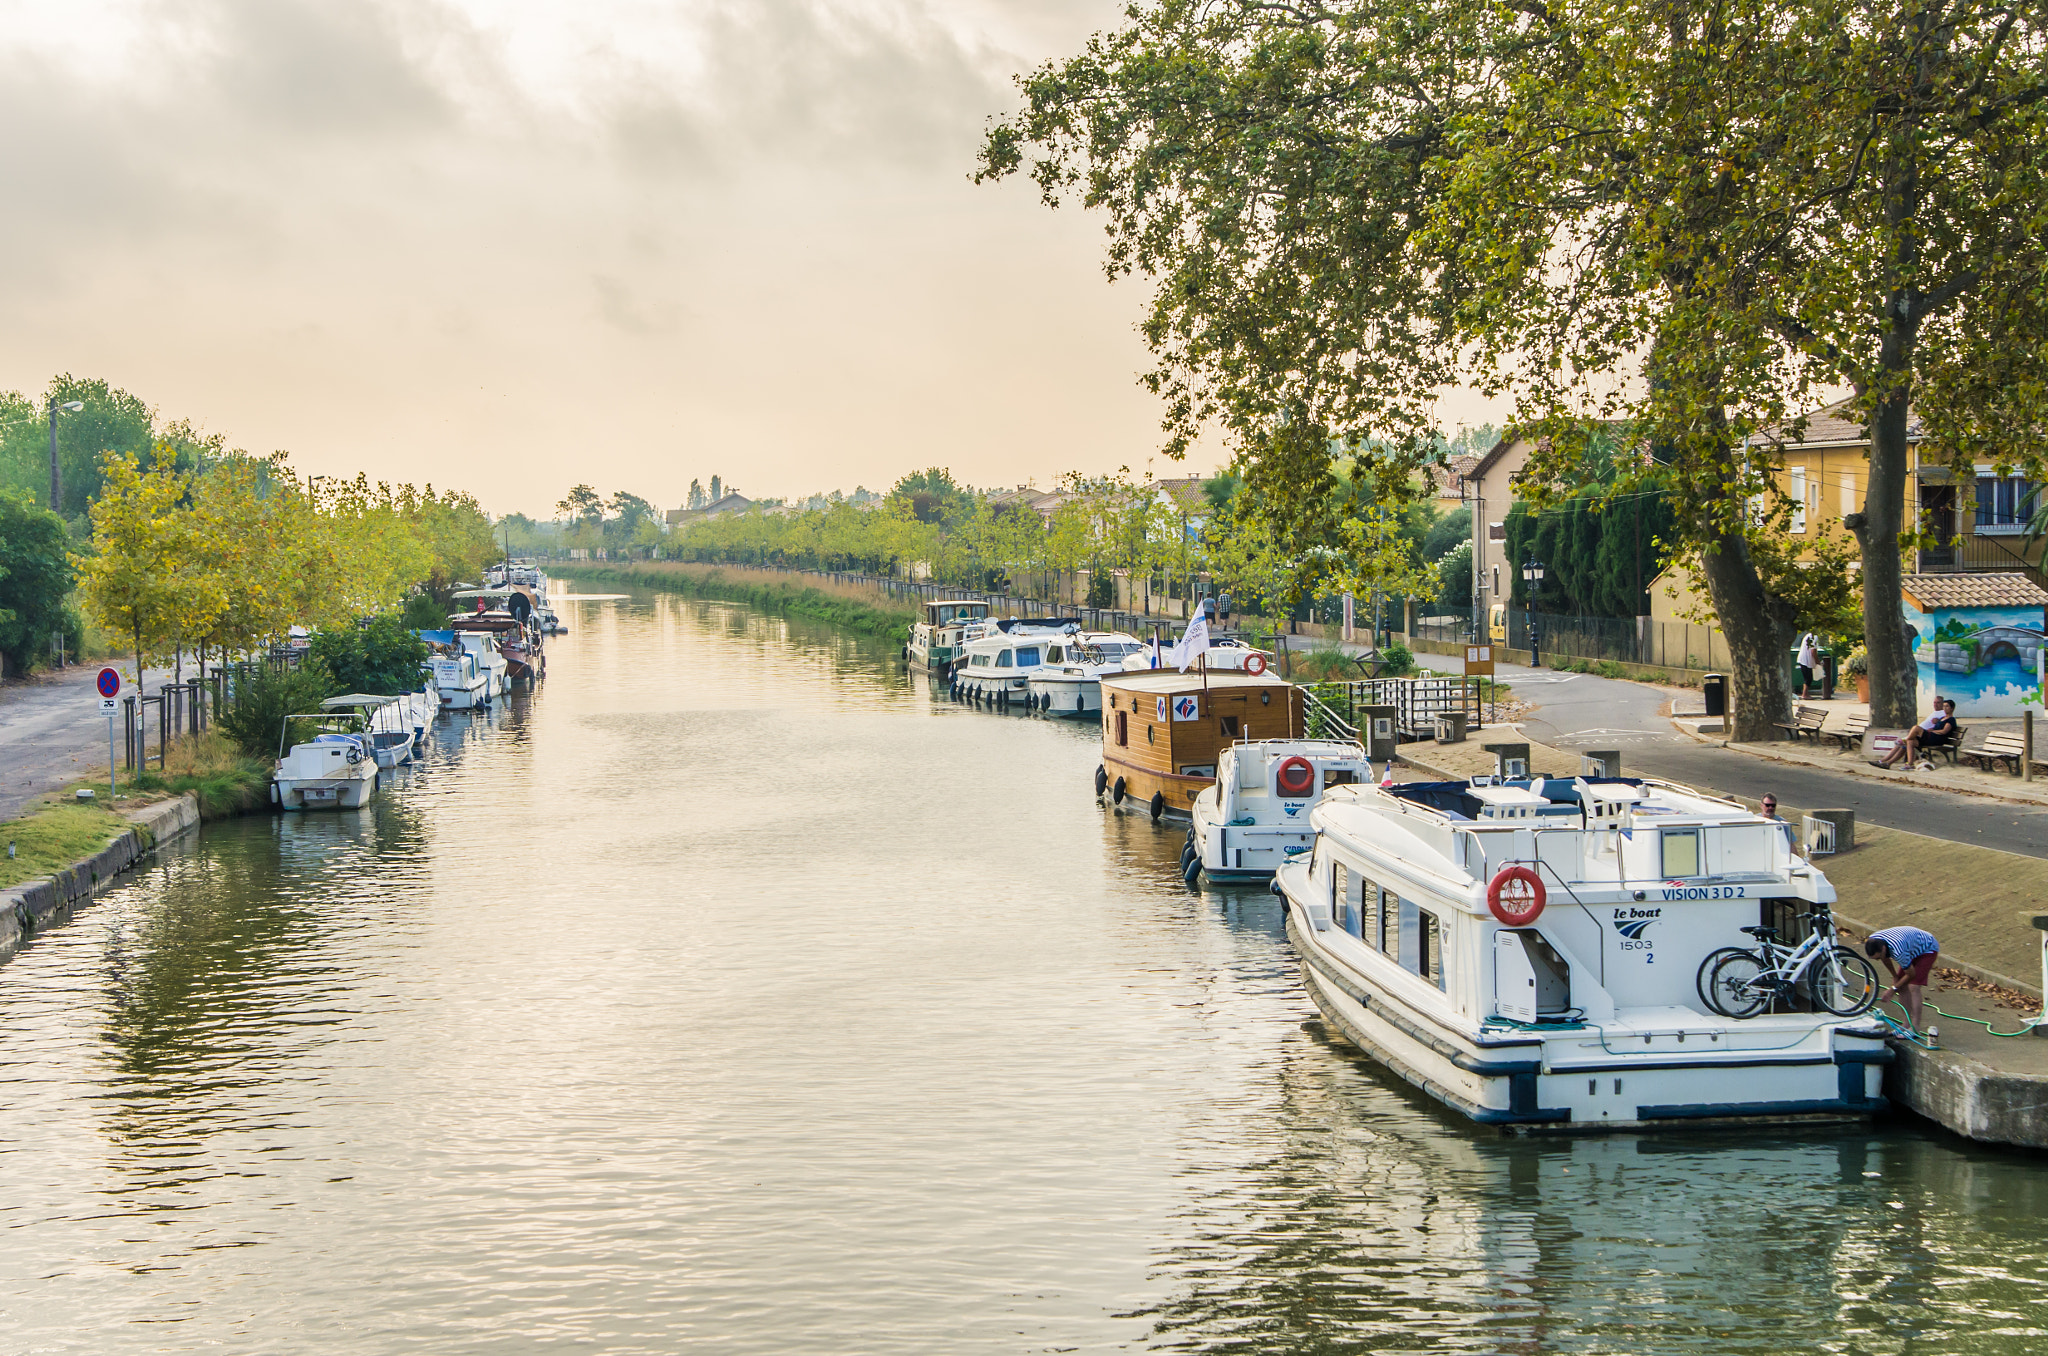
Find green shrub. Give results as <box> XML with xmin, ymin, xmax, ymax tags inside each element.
<box><xmin>1381</xmin><ymin>639</ymin><xmax>1416</xmax><ymax>677</ymax></box>
<box><xmin>311</xmin><ymin>613</ymin><xmax>432</xmax><ymax>694</ymax></box>
<box><xmin>1595</xmin><ymin>659</ymin><xmax>1629</xmax><ymax>680</ymax></box>
<box><xmin>215</xmin><ymin>660</ymin><xmax>339</xmax><ymax>759</ymax></box>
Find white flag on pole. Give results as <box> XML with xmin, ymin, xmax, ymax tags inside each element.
<box><xmin>1166</xmin><ymin>603</ymin><xmax>1213</xmax><ymax>672</ymax></box>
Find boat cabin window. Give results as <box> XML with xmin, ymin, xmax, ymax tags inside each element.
<box><xmin>1376</xmin><ymin>889</ymin><xmax>1395</xmax><ymax>953</ymax></box>
<box><xmin>1661</xmin><ymin>827</ymin><xmax>1702</xmax><ymax>878</ymax></box>
<box><xmin>996</xmin><ymin>651</ymin><xmax>1014</xmax><ymax>668</ymax></box>
<box><xmin>1325</xmin><ymin>769</ymin><xmax>1356</xmax><ymax>786</ymax></box>
<box><xmin>1220</xmin><ymin>716</ymin><xmax>1240</xmax><ymax>738</ymax></box>
<box><xmin>1115</xmin><ymin>711</ymin><xmax>1128</xmax><ymax>746</ymax></box>
<box><xmin>1396</xmin><ymin>898</ymin><xmax>1444</xmax><ymax>988</ymax></box>
<box><xmin>1014</xmin><ymin>647</ymin><xmax>1041</xmax><ymax>666</ymax></box>
<box><xmin>1046</xmin><ymin>646</ymin><xmax>1063</xmax><ymax>662</ymax></box>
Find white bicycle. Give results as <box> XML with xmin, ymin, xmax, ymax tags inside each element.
<box><xmin>1697</xmin><ymin>909</ymin><xmax>1879</xmax><ymax>1019</ymax></box>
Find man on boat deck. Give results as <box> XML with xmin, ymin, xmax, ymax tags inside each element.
<box><xmin>1865</xmin><ymin>926</ymin><xmax>1940</xmax><ymax>1032</ymax></box>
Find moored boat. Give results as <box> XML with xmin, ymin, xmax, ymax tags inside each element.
<box><xmin>906</xmin><ymin>598</ymin><xmax>993</xmax><ymax>671</ymax></box>
<box><xmin>1023</xmin><ymin>631</ymin><xmax>1145</xmax><ymax>716</ymax></box>
<box><xmin>951</xmin><ymin>619</ymin><xmax>1081</xmax><ymax>706</ymax></box>
<box><xmin>273</xmin><ymin>718</ymin><xmax>380</xmax><ymax>810</ymax></box>
<box><xmin>1274</xmin><ymin>774</ymin><xmax>1890</xmax><ymax>1131</ymax></box>
<box><xmin>320</xmin><ymin>693</ymin><xmax>416</xmax><ymax>768</ymax></box>
<box><xmin>1182</xmin><ymin>739</ymin><xmax>1375</xmax><ymax>885</ymax></box>
<box><xmin>1095</xmin><ymin>668</ymin><xmax>1305</xmax><ymax>820</ymax></box>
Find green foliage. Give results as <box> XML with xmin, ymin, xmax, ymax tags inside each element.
<box><xmin>0</xmin><ymin>490</ymin><xmax>78</xmax><ymax>673</ymax></box>
<box><xmin>1086</xmin><ymin>571</ymin><xmax>1116</xmax><ymax>608</ymax></box>
<box><xmin>310</xmin><ymin>614</ymin><xmax>431</xmax><ymax>695</ymax></box>
<box><xmin>400</xmin><ymin>591</ymin><xmax>445</xmax><ymax>630</ymax></box>
<box><xmin>560</xmin><ymin>564</ymin><xmax>918</xmax><ymax>642</ymax></box>
<box><xmin>1505</xmin><ymin>491</ymin><xmax>1677</xmax><ymax>620</ymax></box>
<box><xmin>1435</xmin><ymin>542</ymin><xmax>1473</xmax><ymax>610</ymax></box>
<box><xmin>1381</xmin><ymin>639</ymin><xmax>1415</xmax><ymax>677</ymax></box>
<box><xmin>0</xmin><ymin>803</ymin><xmax>131</xmax><ymax>889</ymax></box>
<box><xmin>1422</xmin><ymin>508</ymin><xmax>1470</xmax><ymax>563</ymax></box>
<box><xmin>215</xmin><ymin>661</ymin><xmax>340</xmax><ymax>759</ymax></box>
<box><xmin>0</xmin><ymin>375</ymin><xmax>156</xmax><ymax>521</ymax></box>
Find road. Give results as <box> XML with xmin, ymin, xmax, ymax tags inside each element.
<box><xmin>0</xmin><ymin>663</ymin><xmax>176</xmax><ymax>822</ymax></box>
<box><xmin>1415</xmin><ymin>654</ymin><xmax>2048</xmax><ymax>860</ymax></box>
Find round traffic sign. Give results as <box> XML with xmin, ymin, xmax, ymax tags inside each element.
<box><xmin>96</xmin><ymin>667</ymin><xmax>121</xmax><ymax>698</ymax></box>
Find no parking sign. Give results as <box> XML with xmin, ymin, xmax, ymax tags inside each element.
<box><xmin>96</xmin><ymin>667</ymin><xmax>120</xmax><ymax>713</ymax></box>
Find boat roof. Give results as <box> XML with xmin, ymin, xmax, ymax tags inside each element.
<box><xmin>1101</xmin><ymin>669</ymin><xmax>1292</xmax><ymax>692</ymax></box>
<box><xmin>923</xmin><ymin>598</ymin><xmax>989</xmax><ymax>613</ymax></box>
<box><xmin>322</xmin><ymin>693</ymin><xmax>402</xmax><ymax>709</ymax></box>
<box><xmin>1387</xmin><ymin>776</ymin><xmax>1753</xmax><ymax>824</ymax></box>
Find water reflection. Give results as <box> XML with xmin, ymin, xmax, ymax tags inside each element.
<box><xmin>0</xmin><ymin>587</ymin><xmax>2040</xmax><ymax>1353</ymax></box>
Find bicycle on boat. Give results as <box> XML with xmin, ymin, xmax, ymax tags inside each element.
<box><xmin>1695</xmin><ymin>908</ymin><xmax>1880</xmax><ymax>1019</ymax></box>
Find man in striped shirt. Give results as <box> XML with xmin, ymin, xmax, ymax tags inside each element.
<box><xmin>1865</xmin><ymin>926</ymin><xmax>1940</xmax><ymax>1031</ymax></box>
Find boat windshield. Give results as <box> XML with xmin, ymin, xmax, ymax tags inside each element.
<box><xmin>1090</xmin><ymin>643</ymin><xmax>1139</xmax><ymax>659</ymax></box>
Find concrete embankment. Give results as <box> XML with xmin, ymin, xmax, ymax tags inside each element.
<box><xmin>0</xmin><ymin>794</ymin><xmax>200</xmax><ymax>949</ymax></box>
<box><xmin>1395</xmin><ymin>728</ymin><xmax>2048</xmax><ymax>1150</ymax></box>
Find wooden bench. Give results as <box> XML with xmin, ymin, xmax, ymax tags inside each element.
<box><xmin>1829</xmin><ymin>714</ymin><xmax>1870</xmax><ymax>752</ymax></box>
<box><xmin>1960</xmin><ymin>730</ymin><xmax>2029</xmax><ymax>775</ymax></box>
<box><xmin>1772</xmin><ymin>705</ymin><xmax>1830</xmax><ymax>744</ymax></box>
<box><xmin>1920</xmin><ymin>722</ymin><xmax>1966</xmax><ymax>766</ymax></box>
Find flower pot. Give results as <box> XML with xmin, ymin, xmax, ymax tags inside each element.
<box><xmin>1854</xmin><ymin>675</ymin><xmax>1869</xmax><ymax>703</ymax></box>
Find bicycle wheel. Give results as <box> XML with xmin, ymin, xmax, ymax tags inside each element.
<box><xmin>1696</xmin><ymin>947</ymin><xmax>1756</xmax><ymax>1012</ymax></box>
<box><xmin>1706</xmin><ymin>951</ymin><xmax>1771</xmax><ymax>1018</ymax></box>
<box><xmin>1809</xmin><ymin>947</ymin><xmax>1880</xmax><ymax>1016</ymax></box>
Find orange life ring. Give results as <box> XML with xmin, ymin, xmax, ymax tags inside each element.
<box><xmin>1276</xmin><ymin>755</ymin><xmax>1315</xmax><ymax>796</ymax></box>
<box><xmin>1243</xmin><ymin>652</ymin><xmax>1268</xmax><ymax>676</ymax></box>
<box><xmin>1487</xmin><ymin>865</ymin><xmax>1546</xmax><ymax>926</ymax></box>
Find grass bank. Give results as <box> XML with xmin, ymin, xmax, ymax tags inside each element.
<box><xmin>557</xmin><ymin>562</ymin><xmax>920</xmax><ymax>643</ymax></box>
<box><xmin>0</xmin><ymin>803</ymin><xmax>134</xmax><ymax>890</ymax></box>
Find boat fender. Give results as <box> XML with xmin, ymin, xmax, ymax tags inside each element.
<box><xmin>1486</xmin><ymin>865</ymin><xmax>1546</xmax><ymax>926</ymax></box>
<box><xmin>1112</xmin><ymin>777</ymin><xmax>1127</xmax><ymax>804</ymax></box>
<box><xmin>1244</xmin><ymin>653</ymin><xmax>1268</xmax><ymax>676</ymax></box>
<box><xmin>1269</xmin><ymin>877</ymin><xmax>1284</xmax><ymax>897</ymax></box>
<box><xmin>1180</xmin><ymin>842</ymin><xmax>1197</xmax><ymax>868</ymax></box>
<box><xmin>1275</xmin><ymin>755</ymin><xmax>1315</xmax><ymax>796</ymax></box>
<box><xmin>1094</xmin><ymin>765</ymin><xmax>1108</xmax><ymax>796</ymax></box>
<box><xmin>1149</xmin><ymin>791</ymin><xmax>1165</xmax><ymax>821</ymax></box>
<box><xmin>1182</xmin><ymin>855</ymin><xmax>1202</xmax><ymax>887</ymax></box>
<box><xmin>346</xmin><ymin>745</ymin><xmax>363</xmax><ymax>765</ymax></box>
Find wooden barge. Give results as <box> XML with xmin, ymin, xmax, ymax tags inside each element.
<box><xmin>1096</xmin><ymin>669</ymin><xmax>1305</xmax><ymax>820</ymax></box>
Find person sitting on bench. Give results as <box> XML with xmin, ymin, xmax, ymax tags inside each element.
<box><xmin>1881</xmin><ymin>698</ymin><xmax>1956</xmax><ymax>768</ymax></box>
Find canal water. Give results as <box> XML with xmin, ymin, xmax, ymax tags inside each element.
<box><xmin>2</xmin><ymin>587</ymin><xmax>2044</xmax><ymax>1354</ymax></box>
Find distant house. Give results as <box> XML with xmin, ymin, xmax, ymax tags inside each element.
<box><xmin>702</xmin><ymin>492</ymin><xmax>753</xmax><ymax>519</ymax></box>
<box><xmin>665</xmin><ymin>508</ymin><xmax>702</xmax><ymax>527</ymax></box>
<box><xmin>987</xmin><ymin>486</ymin><xmax>1074</xmax><ymax>525</ymax></box>
<box><xmin>1429</xmin><ymin>453</ymin><xmax>1483</xmax><ymax>516</ymax></box>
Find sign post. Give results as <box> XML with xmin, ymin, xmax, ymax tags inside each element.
<box><xmin>97</xmin><ymin>667</ymin><xmax>121</xmax><ymax>797</ymax></box>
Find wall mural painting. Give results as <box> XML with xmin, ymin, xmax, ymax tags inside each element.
<box><xmin>1907</xmin><ymin>602</ymin><xmax>2046</xmax><ymax>717</ymax></box>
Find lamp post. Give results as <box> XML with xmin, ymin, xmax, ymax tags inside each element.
<box><xmin>1522</xmin><ymin>557</ymin><xmax>1547</xmax><ymax>667</ymax></box>
<box><xmin>47</xmin><ymin>398</ymin><xmax>83</xmax><ymax>515</ymax></box>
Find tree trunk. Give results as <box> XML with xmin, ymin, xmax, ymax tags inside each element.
<box><xmin>1857</xmin><ymin>386</ymin><xmax>1918</xmax><ymax>725</ymax></box>
<box><xmin>1694</xmin><ymin>524</ymin><xmax>1797</xmax><ymax>742</ymax></box>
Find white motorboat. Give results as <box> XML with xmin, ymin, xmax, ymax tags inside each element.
<box><xmin>1182</xmin><ymin>739</ymin><xmax>1375</xmax><ymax>885</ymax></box>
<box><xmin>906</xmin><ymin>598</ymin><xmax>993</xmax><ymax>671</ymax></box>
<box><xmin>950</xmin><ymin>619</ymin><xmax>1082</xmax><ymax>707</ymax></box>
<box><xmin>425</xmin><ymin>631</ymin><xmax>492</xmax><ymax>709</ymax></box>
<box><xmin>1120</xmin><ymin>635</ymin><xmax>1274</xmax><ymax>674</ymax></box>
<box><xmin>1274</xmin><ymin>774</ymin><xmax>1890</xmax><ymax>1131</ymax></box>
<box><xmin>321</xmin><ymin>693</ymin><xmax>416</xmax><ymax>768</ymax></box>
<box><xmin>1024</xmin><ymin>632</ymin><xmax>1146</xmax><ymax>716</ymax></box>
<box><xmin>273</xmin><ymin>721</ymin><xmax>380</xmax><ymax>810</ymax></box>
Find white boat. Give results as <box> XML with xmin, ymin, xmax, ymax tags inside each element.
<box><xmin>1120</xmin><ymin>636</ymin><xmax>1274</xmax><ymax>674</ymax></box>
<box><xmin>427</xmin><ymin>637</ymin><xmax>491</xmax><ymax>709</ymax></box>
<box><xmin>1274</xmin><ymin>774</ymin><xmax>1890</xmax><ymax>1131</ymax></box>
<box><xmin>906</xmin><ymin>598</ymin><xmax>993</xmax><ymax>671</ymax></box>
<box><xmin>1023</xmin><ymin>632</ymin><xmax>1146</xmax><ymax>716</ymax></box>
<box><xmin>1182</xmin><ymin>739</ymin><xmax>1375</xmax><ymax>885</ymax></box>
<box><xmin>320</xmin><ymin>693</ymin><xmax>416</xmax><ymax>768</ymax></box>
<box><xmin>273</xmin><ymin>723</ymin><xmax>380</xmax><ymax>810</ymax></box>
<box><xmin>950</xmin><ymin>619</ymin><xmax>1082</xmax><ymax>707</ymax></box>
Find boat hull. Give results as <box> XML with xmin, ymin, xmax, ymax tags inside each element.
<box><xmin>1283</xmin><ymin>905</ymin><xmax>1890</xmax><ymax>1133</ymax></box>
<box><xmin>276</xmin><ymin>771</ymin><xmax>379</xmax><ymax>811</ymax></box>
<box><xmin>1026</xmin><ymin>674</ymin><xmax>1101</xmax><ymax>717</ymax></box>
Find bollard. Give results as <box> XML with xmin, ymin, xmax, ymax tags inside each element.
<box><xmin>1802</xmin><ymin>808</ymin><xmax>1854</xmax><ymax>854</ymax></box>
<box><xmin>1579</xmin><ymin>749</ymin><xmax>1620</xmax><ymax>778</ymax></box>
<box><xmin>2027</xmin><ymin>709</ymin><xmax>2035</xmax><ymax>784</ymax></box>
<box><xmin>2035</xmin><ymin>915</ymin><xmax>2048</xmax><ymax>1036</ymax></box>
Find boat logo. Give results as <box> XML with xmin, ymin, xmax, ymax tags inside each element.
<box><xmin>1171</xmin><ymin>695</ymin><xmax>1200</xmax><ymax>721</ymax></box>
<box><xmin>1610</xmin><ymin>906</ymin><xmax>1660</xmax><ymax>941</ymax></box>
<box><xmin>1283</xmin><ymin>803</ymin><xmax>1303</xmax><ymax>816</ymax></box>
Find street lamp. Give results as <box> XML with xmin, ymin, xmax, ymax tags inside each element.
<box><xmin>47</xmin><ymin>399</ymin><xmax>83</xmax><ymax>514</ymax></box>
<box><xmin>1521</xmin><ymin>557</ymin><xmax>1547</xmax><ymax>667</ymax></box>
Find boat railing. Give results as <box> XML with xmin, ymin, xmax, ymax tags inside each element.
<box><xmin>1299</xmin><ymin>686</ymin><xmax>1362</xmax><ymax>745</ymax></box>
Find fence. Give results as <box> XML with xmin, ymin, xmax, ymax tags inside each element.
<box><xmin>1307</xmin><ymin>676</ymin><xmax>1494</xmax><ymax>739</ymax></box>
<box><xmin>1410</xmin><ymin>609</ymin><xmax>1734</xmax><ymax>675</ymax></box>
<box><xmin>117</xmin><ymin>651</ymin><xmax>302</xmax><ymax>772</ymax></box>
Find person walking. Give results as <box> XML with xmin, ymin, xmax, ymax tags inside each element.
<box><xmin>1796</xmin><ymin>632</ymin><xmax>1820</xmax><ymax>699</ymax></box>
<box><xmin>1865</xmin><ymin>926</ymin><xmax>1940</xmax><ymax>1032</ymax></box>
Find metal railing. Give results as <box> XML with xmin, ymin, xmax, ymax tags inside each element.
<box><xmin>1308</xmin><ymin>676</ymin><xmax>1492</xmax><ymax>740</ymax></box>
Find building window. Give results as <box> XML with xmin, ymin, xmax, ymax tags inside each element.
<box><xmin>1789</xmin><ymin>466</ymin><xmax>1807</xmax><ymax>534</ymax></box>
<box><xmin>1487</xmin><ymin>521</ymin><xmax>1506</xmax><ymax>542</ymax></box>
<box><xmin>1491</xmin><ymin>565</ymin><xmax>1500</xmax><ymax>599</ymax></box>
<box><xmin>1841</xmin><ymin>473</ymin><xmax>1856</xmax><ymax>517</ymax></box>
<box><xmin>1977</xmin><ymin>475</ymin><xmax>2039</xmax><ymax>534</ymax></box>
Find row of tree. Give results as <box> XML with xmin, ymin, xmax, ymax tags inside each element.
<box><xmin>980</xmin><ymin>0</ymin><xmax>2048</xmax><ymax>736</ymax></box>
<box><xmin>74</xmin><ymin>448</ymin><xmax>498</xmax><ymax>685</ymax></box>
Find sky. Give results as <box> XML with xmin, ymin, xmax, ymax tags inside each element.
<box><xmin>0</xmin><ymin>0</ymin><xmax>1504</xmax><ymax>519</ymax></box>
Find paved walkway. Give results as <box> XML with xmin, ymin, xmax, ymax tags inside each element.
<box><xmin>1404</xmin><ymin>653</ymin><xmax>2048</xmax><ymax>860</ymax></box>
<box><xmin>0</xmin><ymin>662</ymin><xmax>177</xmax><ymax>822</ymax></box>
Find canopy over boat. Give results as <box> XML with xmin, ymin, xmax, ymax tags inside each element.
<box><xmin>322</xmin><ymin>693</ymin><xmax>403</xmax><ymax>710</ymax></box>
